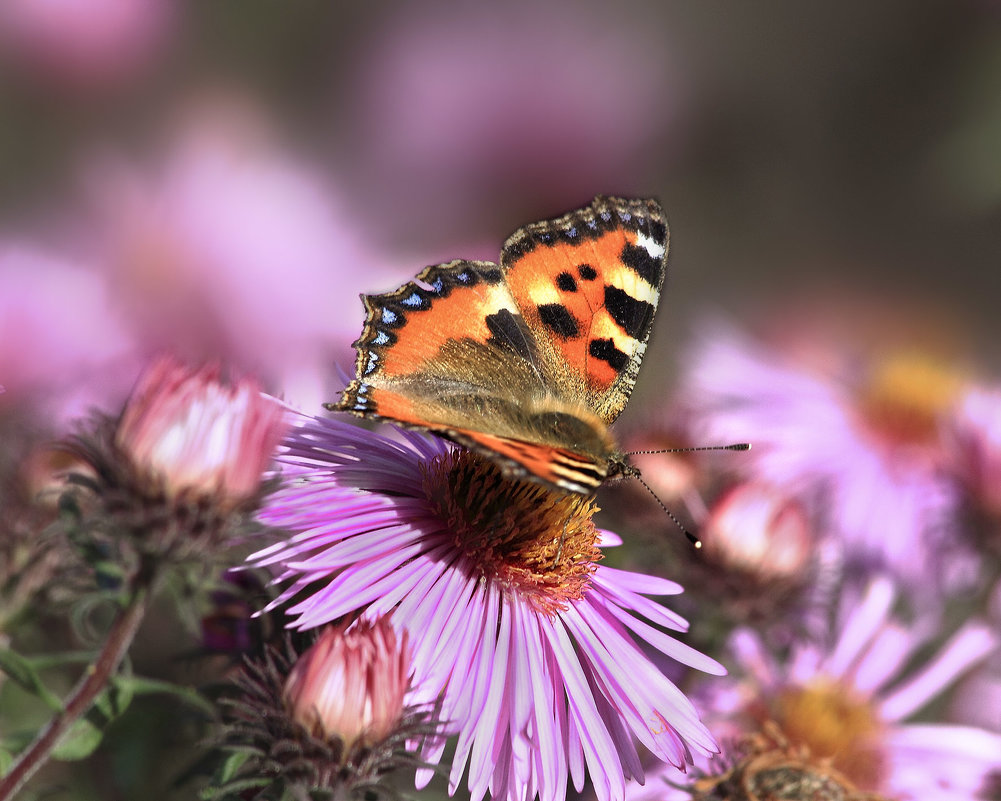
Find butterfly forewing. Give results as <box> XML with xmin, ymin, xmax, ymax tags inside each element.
<box><xmin>500</xmin><ymin>196</ymin><xmax>668</xmax><ymax>424</ymax></box>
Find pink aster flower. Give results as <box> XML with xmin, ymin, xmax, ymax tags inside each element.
<box><xmin>635</xmin><ymin>578</ymin><xmax>1001</xmax><ymax>801</ymax></box>
<box><xmin>0</xmin><ymin>243</ymin><xmax>134</xmax><ymax>423</ymax></box>
<box><xmin>0</xmin><ymin>0</ymin><xmax>171</xmax><ymax>90</ymax></box>
<box><xmin>341</xmin><ymin>2</ymin><xmax>683</xmax><ymax>241</ymax></box>
<box><xmin>82</xmin><ymin>105</ymin><xmax>399</xmax><ymax>409</ymax></box>
<box><xmin>681</xmin><ymin>323</ymin><xmax>962</xmax><ymax>584</ymax></box>
<box><xmin>250</xmin><ymin>415</ymin><xmax>723</xmax><ymax>801</ymax></box>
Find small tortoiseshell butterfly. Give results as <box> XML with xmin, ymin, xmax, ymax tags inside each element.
<box><xmin>330</xmin><ymin>196</ymin><xmax>667</xmax><ymax>495</ymax></box>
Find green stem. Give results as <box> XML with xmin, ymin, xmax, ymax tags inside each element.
<box><xmin>0</xmin><ymin>584</ymin><xmax>151</xmax><ymax>800</ymax></box>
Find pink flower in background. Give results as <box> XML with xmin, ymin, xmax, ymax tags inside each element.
<box><xmin>700</xmin><ymin>482</ymin><xmax>813</xmax><ymax>581</ymax></box>
<box><xmin>0</xmin><ymin>244</ymin><xmax>134</xmax><ymax>422</ymax></box>
<box><xmin>681</xmin><ymin>323</ymin><xmax>962</xmax><ymax>584</ymax></box>
<box><xmin>342</xmin><ymin>1</ymin><xmax>682</xmax><ymax>242</ymax></box>
<box><xmin>0</xmin><ymin>0</ymin><xmax>171</xmax><ymax>89</ymax></box>
<box><xmin>948</xmin><ymin>384</ymin><xmax>1001</xmax><ymax>519</ymax></box>
<box><xmin>251</xmin><ymin>415</ymin><xmax>722</xmax><ymax>801</ymax></box>
<box><xmin>632</xmin><ymin>579</ymin><xmax>1001</xmax><ymax>801</ymax></box>
<box><xmin>83</xmin><ymin>106</ymin><xmax>400</xmax><ymax>410</ymax></box>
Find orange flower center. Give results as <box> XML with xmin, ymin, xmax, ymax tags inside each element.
<box><xmin>421</xmin><ymin>450</ymin><xmax>602</xmax><ymax>614</ymax></box>
<box><xmin>855</xmin><ymin>352</ymin><xmax>963</xmax><ymax>450</ymax></box>
<box><xmin>770</xmin><ymin>680</ymin><xmax>888</xmax><ymax>793</ymax></box>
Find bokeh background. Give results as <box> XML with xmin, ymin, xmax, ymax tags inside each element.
<box><xmin>3</xmin><ymin>2</ymin><xmax>1001</xmax><ymax>799</ymax></box>
<box><xmin>3</xmin><ymin>0</ymin><xmax>1001</xmax><ymax>421</ymax></box>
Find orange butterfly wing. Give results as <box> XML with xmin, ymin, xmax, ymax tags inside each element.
<box><xmin>331</xmin><ymin>197</ymin><xmax>668</xmax><ymax>494</ymax></box>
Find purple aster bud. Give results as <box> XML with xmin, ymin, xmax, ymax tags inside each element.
<box><xmin>216</xmin><ymin>617</ymin><xmax>433</xmax><ymax>799</ymax></box>
<box><xmin>283</xmin><ymin>618</ymin><xmax>411</xmax><ymax>752</ymax></box>
<box><xmin>672</xmin><ymin>481</ymin><xmax>830</xmax><ymax>631</ymax></box>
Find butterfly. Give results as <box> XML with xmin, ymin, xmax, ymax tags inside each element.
<box><xmin>329</xmin><ymin>196</ymin><xmax>667</xmax><ymax>495</ymax></box>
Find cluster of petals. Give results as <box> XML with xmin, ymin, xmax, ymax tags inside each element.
<box><xmin>283</xmin><ymin>616</ymin><xmax>410</xmax><ymax>749</ymax></box>
<box><xmin>681</xmin><ymin>324</ymin><xmax>958</xmax><ymax>584</ymax></box>
<box><xmin>251</xmin><ymin>415</ymin><xmax>723</xmax><ymax>801</ymax></box>
<box><xmin>668</xmin><ymin>578</ymin><xmax>1001</xmax><ymax>801</ymax></box>
<box><xmin>116</xmin><ymin>356</ymin><xmax>286</xmax><ymax>507</ymax></box>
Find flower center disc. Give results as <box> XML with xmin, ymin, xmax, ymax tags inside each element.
<box><xmin>773</xmin><ymin>680</ymin><xmax>888</xmax><ymax>792</ymax></box>
<box><xmin>422</xmin><ymin>450</ymin><xmax>602</xmax><ymax>613</ymax></box>
<box><xmin>855</xmin><ymin>352</ymin><xmax>962</xmax><ymax>450</ymax></box>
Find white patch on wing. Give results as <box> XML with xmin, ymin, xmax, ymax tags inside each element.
<box><xmin>606</xmin><ymin>266</ymin><xmax>659</xmax><ymax>305</ymax></box>
<box><xmin>634</xmin><ymin>231</ymin><xmax>666</xmax><ymax>260</ymax></box>
<box><xmin>526</xmin><ymin>284</ymin><xmax>562</xmax><ymax>306</ymax></box>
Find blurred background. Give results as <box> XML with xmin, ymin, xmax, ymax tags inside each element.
<box><xmin>2</xmin><ymin>0</ymin><xmax>1000</xmax><ymax>421</ymax></box>
<box><xmin>3</xmin><ymin>1</ymin><xmax>1001</xmax><ymax>799</ymax></box>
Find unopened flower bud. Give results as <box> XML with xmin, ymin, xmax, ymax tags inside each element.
<box><xmin>116</xmin><ymin>356</ymin><xmax>286</xmax><ymax>510</ymax></box>
<box><xmin>702</xmin><ymin>482</ymin><xmax>812</xmax><ymax>582</ymax></box>
<box><xmin>284</xmin><ymin>618</ymin><xmax>410</xmax><ymax>751</ymax></box>
<box><xmin>65</xmin><ymin>356</ymin><xmax>287</xmax><ymax>566</ymax></box>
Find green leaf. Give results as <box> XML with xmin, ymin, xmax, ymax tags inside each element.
<box><xmin>0</xmin><ymin>746</ymin><xmax>13</xmax><ymax>775</ymax></box>
<box><xmin>50</xmin><ymin>678</ymin><xmax>137</xmax><ymax>762</ymax></box>
<box><xmin>199</xmin><ymin>776</ymin><xmax>271</xmax><ymax>800</ymax></box>
<box><xmin>51</xmin><ymin>715</ymin><xmax>104</xmax><ymax>761</ymax></box>
<box><xmin>218</xmin><ymin>750</ymin><xmax>252</xmax><ymax>784</ymax></box>
<box><xmin>26</xmin><ymin>650</ymin><xmax>100</xmax><ymax>670</ymax></box>
<box><xmin>110</xmin><ymin>675</ymin><xmax>217</xmax><ymax>718</ymax></box>
<box><xmin>0</xmin><ymin>648</ymin><xmax>64</xmax><ymax>711</ymax></box>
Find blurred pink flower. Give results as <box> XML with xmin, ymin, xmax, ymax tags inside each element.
<box><xmin>82</xmin><ymin>108</ymin><xmax>399</xmax><ymax>410</ymax></box>
<box><xmin>115</xmin><ymin>355</ymin><xmax>286</xmax><ymax>510</ymax></box>
<box><xmin>342</xmin><ymin>1</ymin><xmax>682</xmax><ymax>241</ymax></box>
<box><xmin>948</xmin><ymin>384</ymin><xmax>1001</xmax><ymax>519</ymax></box>
<box><xmin>680</xmin><ymin>323</ymin><xmax>962</xmax><ymax>584</ymax></box>
<box><xmin>700</xmin><ymin>482</ymin><xmax>813</xmax><ymax>582</ymax></box>
<box><xmin>0</xmin><ymin>0</ymin><xmax>171</xmax><ymax>89</ymax></box>
<box><xmin>631</xmin><ymin>579</ymin><xmax>1001</xmax><ymax>801</ymax></box>
<box><xmin>0</xmin><ymin>243</ymin><xmax>134</xmax><ymax>421</ymax></box>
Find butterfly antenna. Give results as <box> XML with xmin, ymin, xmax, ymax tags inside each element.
<box><xmin>633</xmin><ymin>473</ymin><xmax>702</xmax><ymax>549</ymax></box>
<box><xmin>627</xmin><ymin>443</ymin><xmax>751</xmax><ymax>456</ymax></box>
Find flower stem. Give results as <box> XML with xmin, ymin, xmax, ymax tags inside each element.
<box><xmin>0</xmin><ymin>584</ymin><xmax>151</xmax><ymax>800</ymax></box>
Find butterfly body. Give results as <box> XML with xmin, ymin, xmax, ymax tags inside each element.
<box><xmin>331</xmin><ymin>196</ymin><xmax>667</xmax><ymax>495</ymax></box>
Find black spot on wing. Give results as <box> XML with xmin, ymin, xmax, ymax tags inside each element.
<box><xmin>538</xmin><ymin>303</ymin><xmax>580</xmax><ymax>339</ymax></box>
<box><xmin>485</xmin><ymin>309</ymin><xmax>536</xmax><ymax>360</ymax></box>
<box><xmin>648</xmin><ymin>218</ymin><xmax>667</xmax><ymax>245</ymax></box>
<box><xmin>604</xmin><ymin>285</ymin><xmax>655</xmax><ymax>340</ymax></box>
<box><xmin>620</xmin><ymin>242</ymin><xmax>662</xmax><ymax>286</ymax></box>
<box><xmin>556</xmin><ymin>271</ymin><xmax>578</xmax><ymax>292</ymax></box>
<box><xmin>577</xmin><ymin>263</ymin><xmax>598</xmax><ymax>281</ymax></box>
<box><xmin>589</xmin><ymin>338</ymin><xmax>629</xmax><ymax>372</ymax></box>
